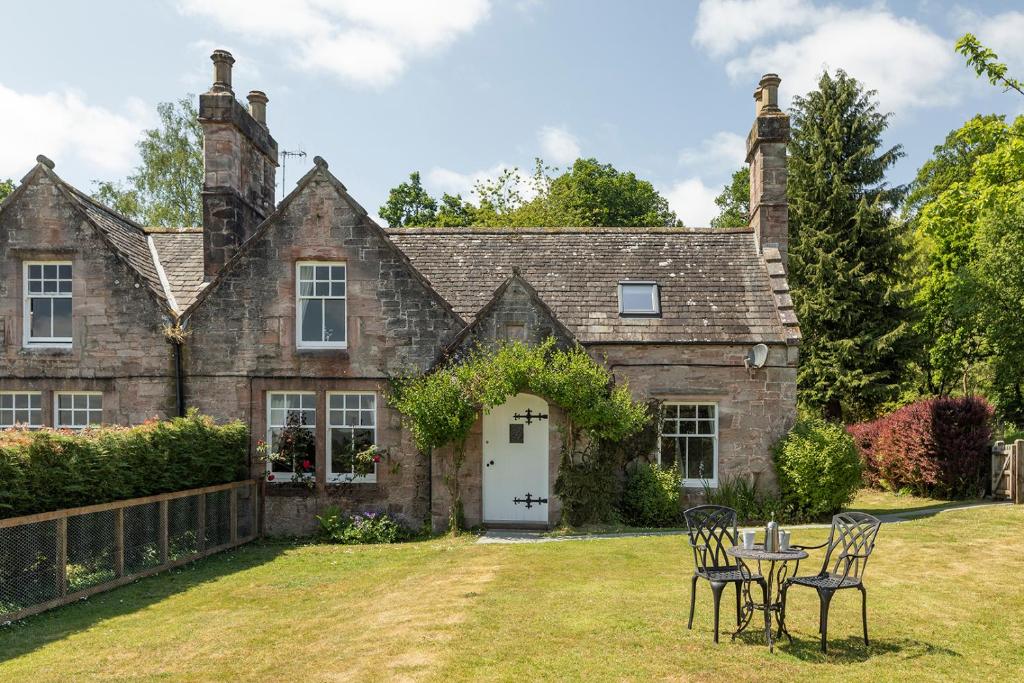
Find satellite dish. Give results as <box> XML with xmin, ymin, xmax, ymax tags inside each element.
<box><xmin>744</xmin><ymin>343</ymin><xmax>769</xmax><ymax>370</ymax></box>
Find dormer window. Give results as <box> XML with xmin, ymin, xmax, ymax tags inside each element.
<box><xmin>24</xmin><ymin>262</ymin><xmax>72</xmax><ymax>347</ymax></box>
<box><xmin>618</xmin><ymin>281</ymin><xmax>660</xmax><ymax>316</ymax></box>
<box><xmin>296</xmin><ymin>262</ymin><xmax>347</xmax><ymax>349</ymax></box>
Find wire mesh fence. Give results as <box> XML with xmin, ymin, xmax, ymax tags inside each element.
<box><xmin>0</xmin><ymin>480</ymin><xmax>258</xmax><ymax>623</ymax></box>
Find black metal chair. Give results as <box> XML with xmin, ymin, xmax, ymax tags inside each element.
<box><xmin>684</xmin><ymin>505</ymin><xmax>767</xmax><ymax>643</ymax></box>
<box><xmin>781</xmin><ymin>511</ymin><xmax>882</xmax><ymax>653</ymax></box>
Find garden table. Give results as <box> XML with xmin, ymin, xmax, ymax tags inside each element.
<box><xmin>726</xmin><ymin>544</ymin><xmax>808</xmax><ymax>652</ymax></box>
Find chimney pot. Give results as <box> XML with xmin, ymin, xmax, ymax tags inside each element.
<box><xmin>210</xmin><ymin>49</ymin><xmax>235</xmax><ymax>93</ymax></box>
<box><xmin>247</xmin><ymin>90</ymin><xmax>268</xmax><ymax>127</ymax></box>
<box><xmin>757</xmin><ymin>73</ymin><xmax>781</xmax><ymax>113</ymax></box>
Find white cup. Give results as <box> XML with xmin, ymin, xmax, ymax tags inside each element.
<box><xmin>780</xmin><ymin>530</ymin><xmax>791</xmax><ymax>551</ymax></box>
<box><xmin>742</xmin><ymin>530</ymin><xmax>756</xmax><ymax>550</ymax></box>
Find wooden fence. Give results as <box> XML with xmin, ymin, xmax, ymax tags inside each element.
<box><xmin>0</xmin><ymin>480</ymin><xmax>258</xmax><ymax>623</ymax></box>
<box><xmin>992</xmin><ymin>440</ymin><xmax>1024</xmax><ymax>503</ymax></box>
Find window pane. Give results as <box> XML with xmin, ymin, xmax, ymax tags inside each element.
<box><xmin>43</xmin><ymin>264</ymin><xmax>57</xmax><ymax>279</ymax></box>
<box><xmin>89</xmin><ymin>395</ymin><xmax>102</xmax><ymax>411</ymax></box>
<box><xmin>345</xmin><ymin>394</ymin><xmax>358</xmax><ymax>410</ymax></box>
<box><xmin>331</xmin><ymin>428</ymin><xmax>354</xmax><ymax>471</ymax></box>
<box><xmin>43</xmin><ymin>280</ymin><xmax>57</xmax><ymax>293</ymax></box>
<box><xmin>299</xmin><ymin>281</ymin><xmax>314</xmax><ymax>296</ymax></box>
<box><xmin>30</xmin><ymin>297</ymin><xmax>52</xmax><ymax>338</ymax></box>
<box><xmin>58</xmin><ymin>265</ymin><xmax>72</xmax><ymax>280</ymax></box>
<box><xmin>698</xmin><ymin>420</ymin><xmax>715</xmax><ymax>435</ymax></box>
<box><xmin>28</xmin><ymin>265</ymin><xmax>41</xmax><ymax>279</ymax></box>
<box><xmin>329</xmin><ymin>394</ymin><xmax>344</xmax><ymax>411</ymax></box>
<box><xmin>687</xmin><ymin>438</ymin><xmax>715</xmax><ymax>481</ymax></box>
<box><xmin>330</xmin><ymin>281</ymin><xmax>345</xmax><ymax>297</ymax></box>
<box><xmin>52</xmin><ymin>298</ymin><xmax>72</xmax><ymax>338</ymax></box>
<box><xmin>330</xmin><ymin>266</ymin><xmax>345</xmax><ymax>281</ymax></box>
<box><xmin>58</xmin><ymin>410</ymin><xmax>73</xmax><ymax>426</ymax></box>
<box><xmin>314</xmin><ymin>281</ymin><xmax>329</xmax><ymax>296</ymax></box>
<box><xmin>0</xmin><ymin>395</ymin><xmax>10</xmax><ymax>410</ymax></box>
<box><xmin>660</xmin><ymin>437</ymin><xmax>681</xmax><ymax>469</ymax></box>
<box><xmin>315</xmin><ymin>266</ymin><xmax>330</xmax><ymax>280</ymax></box>
<box><xmin>680</xmin><ymin>420</ymin><xmax>696</xmax><ymax>435</ymax></box>
<box><xmin>73</xmin><ymin>394</ymin><xmax>87</xmax><ymax>410</ymax></box>
<box><xmin>300</xmin><ymin>299</ymin><xmax>323</xmax><ymax>342</ymax></box>
<box><xmin>299</xmin><ymin>265</ymin><xmax>314</xmax><ymax>281</ymax></box>
<box><xmin>621</xmin><ymin>284</ymin><xmax>656</xmax><ymax>312</ymax></box>
<box><xmin>58</xmin><ymin>394</ymin><xmax>71</xmax><ymax>410</ymax></box>
<box><xmin>678</xmin><ymin>405</ymin><xmax>697</xmax><ymax>419</ymax></box>
<box><xmin>360</xmin><ymin>395</ymin><xmax>374</xmax><ymax>410</ymax></box>
<box><xmin>698</xmin><ymin>405</ymin><xmax>715</xmax><ymax>419</ymax></box>
<box><xmin>324</xmin><ymin>299</ymin><xmax>346</xmax><ymax>342</ymax></box>
<box><xmin>270</xmin><ymin>394</ymin><xmax>285</xmax><ymax>410</ymax></box>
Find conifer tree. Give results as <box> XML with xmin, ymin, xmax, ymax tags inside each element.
<box><xmin>788</xmin><ymin>70</ymin><xmax>910</xmax><ymax>421</ymax></box>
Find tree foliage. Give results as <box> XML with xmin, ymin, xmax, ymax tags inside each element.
<box><xmin>788</xmin><ymin>70</ymin><xmax>911</xmax><ymax>421</ymax></box>
<box><xmin>93</xmin><ymin>97</ymin><xmax>203</xmax><ymax>227</ymax></box>
<box><xmin>710</xmin><ymin>166</ymin><xmax>749</xmax><ymax>228</ymax></box>
<box><xmin>903</xmin><ymin>37</ymin><xmax>1024</xmax><ymax>423</ymax></box>
<box><xmin>379</xmin><ymin>158</ymin><xmax>680</xmax><ymax>228</ymax></box>
<box><xmin>0</xmin><ymin>179</ymin><xmax>14</xmax><ymax>204</ymax></box>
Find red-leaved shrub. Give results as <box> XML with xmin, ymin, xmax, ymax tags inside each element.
<box><xmin>847</xmin><ymin>396</ymin><xmax>993</xmax><ymax>498</ymax></box>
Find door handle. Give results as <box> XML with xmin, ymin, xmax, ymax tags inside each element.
<box><xmin>486</xmin><ymin>460</ymin><xmax>495</xmax><ymax>467</ymax></box>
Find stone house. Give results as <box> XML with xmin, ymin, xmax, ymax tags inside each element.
<box><xmin>0</xmin><ymin>51</ymin><xmax>799</xmax><ymax>534</ymax></box>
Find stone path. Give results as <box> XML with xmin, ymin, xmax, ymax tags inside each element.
<box><xmin>476</xmin><ymin>500</ymin><xmax>1010</xmax><ymax>544</ymax></box>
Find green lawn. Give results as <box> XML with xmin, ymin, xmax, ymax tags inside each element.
<box><xmin>1</xmin><ymin>504</ymin><xmax>1021</xmax><ymax>682</ymax></box>
<box><xmin>849</xmin><ymin>488</ymin><xmax>982</xmax><ymax>518</ymax></box>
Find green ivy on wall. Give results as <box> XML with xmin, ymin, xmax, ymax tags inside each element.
<box><xmin>388</xmin><ymin>339</ymin><xmax>650</xmax><ymax>531</ymax></box>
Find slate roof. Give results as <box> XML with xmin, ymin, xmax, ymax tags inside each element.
<box><xmin>148</xmin><ymin>230</ymin><xmax>205</xmax><ymax>311</ymax></box>
<box><xmin>387</xmin><ymin>227</ymin><xmax>798</xmax><ymax>345</ymax></box>
<box><xmin>61</xmin><ymin>186</ymin><xmax>169</xmax><ymax>306</ymax></box>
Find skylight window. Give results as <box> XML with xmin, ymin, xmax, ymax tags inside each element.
<box><xmin>619</xmin><ymin>281</ymin><xmax>660</xmax><ymax>316</ymax></box>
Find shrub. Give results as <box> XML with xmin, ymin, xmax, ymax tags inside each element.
<box><xmin>702</xmin><ymin>476</ymin><xmax>785</xmax><ymax>524</ymax></box>
<box><xmin>316</xmin><ymin>507</ymin><xmax>410</xmax><ymax>544</ymax></box>
<box><xmin>0</xmin><ymin>410</ymin><xmax>248</xmax><ymax>518</ymax></box>
<box><xmin>620</xmin><ymin>462</ymin><xmax>681</xmax><ymax>527</ymax></box>
<box><xmin>773</xmin><ymin>417</ymin><xmax>862</xmax><ymax>520</ymax></box>
<box><xmin>849</xmin><ymin>396</ymin><xmax>993</xmax><ymax>498</ymax></box>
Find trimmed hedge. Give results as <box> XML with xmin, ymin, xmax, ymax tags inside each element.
<box><xmin>0</xmin><ymin>411</ymin><xmax>248</xmax><ymax>519</ymax></box>
<box><xmin>848</xmin><ymin>396</ymin><xmax>993</xmax><ymax>498</ymax></box>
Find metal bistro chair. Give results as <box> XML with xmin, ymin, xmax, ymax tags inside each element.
<box><xmin>684</xmin><ymin>505</ymin><xmax>767</xmax><ymax>643</ymax></box>
<box><xmin>781</xmin><ymin>511</ymin><xmax>882</xmax><ymax>653</ymax></box>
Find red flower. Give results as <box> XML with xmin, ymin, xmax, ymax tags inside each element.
<box><xmin>302</xmin><ymin>459</ymin><xmax>312</xmax><ymax>470</ymax></box>
<box><xmin>256</xmin><ymin>439</ymin><xmax>266</xmax><ymax>447</ymax></box>
<box><xmin>372</xmin><ymin>454</ymin><xmax>382</xmax><ymax>463</ymax></box>
<box><xmin>267</xmin><ymin>473</ymin><xmax>276</xmax><ymax>481</ymax></box>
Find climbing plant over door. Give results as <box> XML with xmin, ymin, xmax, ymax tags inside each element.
<box><xmin>388</xmin><ymin>339</ymin><xmax>650</xmax><ymax>531</ymax></box>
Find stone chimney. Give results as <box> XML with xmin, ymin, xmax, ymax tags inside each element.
<box><xmin>746</xmin><ymin>73</ymin><xmax>790</xmax><ymax>268</ymax></box>
<box><xmin>198</xmin><ymin>50</ymin><xmax>279</xmax><ymax>280</ymax></box>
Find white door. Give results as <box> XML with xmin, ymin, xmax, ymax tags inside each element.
<box><xmin>482</xmin><ymin>393</ymin><xmax>550</xmax><ymax>524</ymax></box>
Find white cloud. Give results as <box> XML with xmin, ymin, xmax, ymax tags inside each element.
<box><xmin>663</xmin><ymin>177</ymin><xmax>721</xmax><ymax>227</ymax></box>
<box><xmin>426</xmin><ymin>163</ymin><xmax>538</xmax><ymax>201</ymax></box>
<box><xmin>678</xmin><ymin>131</ymin><xmax>746</xmax><ymax>174</ymax></box>
<box><xmin>177</xmin><ymin>0</ymin><xmax>491</xmax><ymax>88</ymax></box>
<box><xmin>0</xmin><ymin>83</ymin><xmax>150</xmax><ymax>179</ymax></box>
<box><xmin>693</xmin><ymin>1</ymin><xmax>957</xmax><ymax>113</ymax></box>
<box><xmin>538</xmin><ymin>126</ymin><xmax>581</xmax><ymax>165</ymax></box>
<box><xmin>694</xmin><ymin>0</ymin><xmax>823</xmax><ymax>58</ymax></box>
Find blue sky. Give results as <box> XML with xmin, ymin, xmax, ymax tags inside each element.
<box><xmin>2</xmin><ymin>0</ymin><xmax>1023</xmax><ymax>226</ymax></box>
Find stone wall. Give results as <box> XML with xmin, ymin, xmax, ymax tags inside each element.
<box><xmin>0</xmin><ymin>168</ymin><xmax>177</xmax><ymax>426</ymax></box>
<box><xmin>591</xmin><ymin>342</ymin><xmax>798</xmax><ymax>493</ymax></box>
<box><xmin>183</xmin><ymin>167</ymin><xmax>464</xmax><ymax>534</ymax></box>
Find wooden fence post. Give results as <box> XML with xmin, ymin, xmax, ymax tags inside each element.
<box><xmin>55</xmin><ymin>517</ymin><xmax>67</xmax><ymax>597</ymax></box>
<box><xmin>114</xmin><ymin>508</ymin><xmax>125</xmax><ymax>578</ymax></box>
<box><xmin>229</xmin><ymin>486</ymin><xmax>238</xmax><ymax>544</ymax></box>
<box><xmin>1014</xmin><ymin>440</ymin><xmax>1024</xmax><ymax>505</ymax></box>
<box><xmin>159</xmin><ymin>499</ymin><xmax>169</xmax><ymax>563</ymax></box>
<box><xmin>196</xmin><ymin>493</ymin><xmax>206</xmax><ymax>554</ymax></box>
